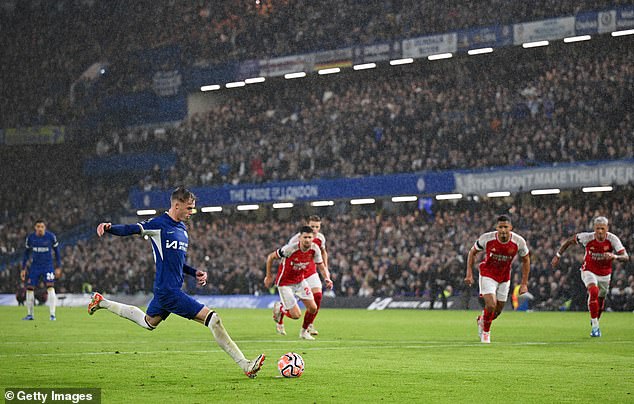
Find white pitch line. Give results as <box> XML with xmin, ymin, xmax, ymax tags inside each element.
<box><xmin>1</xmin><ymin>340</ymin><xmax>632</xmax><ymax>358</ymax></box>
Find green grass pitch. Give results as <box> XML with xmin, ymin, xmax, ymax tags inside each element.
<box><xmin>1</xmin><ymin>306</ymin><xmax>633</xmax><ymax>403</ymax></box>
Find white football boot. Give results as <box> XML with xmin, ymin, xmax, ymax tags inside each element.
<box><xmin>307</xmin><ymin>323</ymin><xmax>319</xmax><ymax>335</ymax></box>
<box><xmin>299</xmin><ymin>328</ymin><xmax>315</xmax><ymax>340</ymax></box>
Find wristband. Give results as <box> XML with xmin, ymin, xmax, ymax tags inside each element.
<box><xmin>556</xmin><ymin>252</ymin><xmax>561</xmax><ymax>258</ymax></box>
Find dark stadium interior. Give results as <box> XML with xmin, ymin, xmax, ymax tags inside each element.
<box><xmin>1</xmin><ymin>0</ymin><xmax>633</xmax><ymax>313</ymax></box>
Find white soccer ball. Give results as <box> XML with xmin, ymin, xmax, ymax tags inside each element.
<box><xmin>277</xmin><ymin>352</ymin><xmax>304</xmax><ymax>378</ymax></box>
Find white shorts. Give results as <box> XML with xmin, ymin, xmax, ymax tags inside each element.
<box><xmin>479</xmin><ymin>276</ymin><xmax>511</xmax><ymax>302</ymax></box>
<box><xmin>580</xmin><ymin>270</ymin><xmax>611</xmax><ymax>297</ymax></box>
<box><xmin>304</xmin><ymin>272</ymin><xmax>323</xmax><ymax>290</ymax></box>
<box><xmin>278</xmin><ymin>280</ymin><xmax>313</xmax><ymax>310</ymax></box>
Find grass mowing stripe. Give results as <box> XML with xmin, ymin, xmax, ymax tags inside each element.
<box><xmin>3</xmin><ymin>339</ymin><xmax>633</xmax><ymax>358</ymax></box>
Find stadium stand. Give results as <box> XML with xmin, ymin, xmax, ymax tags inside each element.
<box><xmin>1</xmin><ymin>1</ymin><xmax>632</xmax><ymax>312</ymax></box>
<box><xmin>1</xmin><ymin>0</ymin><xmax>629</xmax><ymax>127</ymax></box>
<box><xmin>2</xmin><ymin>187</ymin><xmax>632</xmax><ymax>312</ymax></box>
<box><xmin>123</xmin><ymin>38</ymin><xmax>632</xmax><ymax>189</ymax></box>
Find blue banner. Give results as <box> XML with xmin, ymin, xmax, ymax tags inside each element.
<box><xmin>353</xmin><ymin>41</ymin><xmax>401</xmax><ymax>64</ymax></box>
<box><xmin>236</xmin><ymin>59</ymin><xmax>261</xmax><ymax>79</ymax></box>
<box><xmin>575</xmin><ymin>11</ymin><xmax>601</xmax><ymax>35</ymax></box>
<box><xmin>617</xmin><ymin>6</ymin><xmax>634</xmax><ymax>29</ymax></box>
<box><xmin>457</xmin><ymin>25</ymin><xmax>513</xmax><ymax>51</ymax></box>
<box><xmin>185</xmin><ymin>61</ymin><xmax>243</xmax><ymax>91</ymax></box>
<box><xmin>130</xmin><ymin>171</ymin><xmax>455</xmax><ymax>209</ymax></box>
<box><xmin>454</xmin><ymin>159</ymin><xmax>634</xmax><ymax>194</ymax></box>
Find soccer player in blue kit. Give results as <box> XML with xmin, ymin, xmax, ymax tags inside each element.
<box><xmin>88</xmin><ymin>187</ymin><xmax>265</xmax><ymax>378</ymax></box>
<box><xmin>21</xmin><ymin>220</ymin><xmax>61</xmax><ymax>321</ymax></box>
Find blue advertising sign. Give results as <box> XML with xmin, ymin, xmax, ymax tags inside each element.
<box><xmin>454</xmin><ymin>159</ymin><xmax>634</xmax><ymax>195</ymax></box>
<box><xmin>129</xmin><ymin>171</ymin><xmax>456</xmax><ymax>209</ymax></box>
<box><xmin>352</xmin><ymin>41</ymin><xmax>402</xmax><ymax>64</ymax></box>
<box><xmin>185</xmin><ymin>62</ymin><xmax>242</xmax><ymax>92</ymax></box>
<box><xmin>457</xmin><ymin>25</ymin><xmax>513</xmax><ymax>51</ymax></box>
<box><xmin>616</xmin><ymin>6</ymin><xmax>634</xmax><ymax>29</ymax></box>
<box><xmin>575</xmin><ymin>11</ymin><xmax>601</xmax><ymax>35</ymax></box>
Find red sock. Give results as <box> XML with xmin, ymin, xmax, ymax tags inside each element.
<box><xmin>597</xmin><ymin>296</ymin><xmax>605</xmax><ymax>319</ymax></box>
<box><xmin>588</xmin><ymin>285</ymin><xmax>599</xmax><ymax>319</ymax></box>
<box><xmin>482</xmin><ymin>309</ymin><xmax>495</xmax><ymax>332</ymax></box>
<box><xmin>302</xmin><ymin>311</ymin><xmax>316</xmax><ymax>329</ymax></box>
<box><xmin>303</xmin><ymin>292</ymin><xmax>322</xmax><ymax>329</ymax></box>
<box><xmin>312</xmin><ymin>292</ymin><xmax>322</xmax><ymax>322</ymax></box>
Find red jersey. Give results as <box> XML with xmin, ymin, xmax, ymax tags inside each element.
<box><xmin>274</xmin><ymin>241</ymin><xmax>323</xmax><ymax>286</ymax></box>
<box><xmin>473</xmin><ymin>231</ymin><xmax>529</xmax><ymax>283</ymax></box>
<box><xmin>576</xmin><ymin>232</ymin><xmax>626</xmax><ymax>276</ymax></box>
<box><xmin>287</xmin><ymin>232</ymin><xmax>326</xmax><ymax>278</ymax></box>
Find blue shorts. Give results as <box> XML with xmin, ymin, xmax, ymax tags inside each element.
<box><xmin>26</xmin><ymin>267</ymin><xmax>55</xmax><ymax>287</ymax></box>
<box><xmin>146</xmin><ymin>288</ymin><xmax>204</xmax><ymax>320</ymax></box>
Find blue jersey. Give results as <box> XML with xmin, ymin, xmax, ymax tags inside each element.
<box><xmin>23</xmin><ymin>231</ymin><xmax>61</xmax><ymax>270</ymax></box>
<box><xmin>138</xmin><ymin>213</ymin><xmax>191</xmax><ymax>292</ymax></box>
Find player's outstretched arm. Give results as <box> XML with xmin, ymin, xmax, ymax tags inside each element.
<box><xmin>97</xmin><ymin>222</ymin><xmax>141</xmax><ymax>237</ymax></box>
<box><xmin>551</xmin><ymin>235</ymin><xmax>577</xmax><ymax>268</ymax></box>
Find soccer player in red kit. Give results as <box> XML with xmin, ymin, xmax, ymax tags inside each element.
<box><xmin>275</xmin><ymin>215</ymin><xmax>329</xmax><ymax>336</ymax></box>
<box><xmin>264</xmin><ymin>225</ymin><xmax>333</xmax><ymax>340</ymax></box>
<box><xmin>464</xmin><ymin>215</ymin><xmax>530</xmax><ymax>343</ymax></box>
<box><xmin>551</xmin><ymin>216</ymin><xmax>628</xmax><ymax>337</ymax></box>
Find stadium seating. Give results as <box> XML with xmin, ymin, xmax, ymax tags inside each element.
<box><xmin>1</xmin><ymin>1</ymin><xmax>632</xmax><ymax>311</ymax></box>
<box><xmin>2</xmin><ymin>186</ymin><xmax>632</xmax><ymax>312</ymax></box>
<box><xmin>0</xmin><ymin>0</ymin><xmax>625</xmax><ymax>127</ymax></box>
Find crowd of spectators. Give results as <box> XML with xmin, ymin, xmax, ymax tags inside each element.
<box><xmin>2</xmin><ymin>36</ymin><xmax>631</xmax><ymax>276</ymax></box>
<box><xmin>105</xmin><ymin>38</ymin><xmax>634</xmax><ymax>190</ymax></box>
<box><xmin>0</xmin><ymin>145</ymin><xmax>132</xmax><ymax>262</ymax></box>
<box><xmin>1</xmin><ymin>2</ymin><xmax>633</xmax><ymax>313</ymax></box>
<box><xmin>2</xmin><ymin>187</ymin><xmax>632</xmax><ymax>312</ymax></box>
<box><xmin>1</xmin><ymin>0</ymin><xmax>629</xmax><ymax>127</ymax></box>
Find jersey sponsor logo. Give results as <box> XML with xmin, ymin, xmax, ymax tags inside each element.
<box><xmin>32</xmin><ymin>247</ymin><xmax>50</xmax><ymax>253</ymax></box>
<box><xmin>290</xmin><ymin>260</ymin><xmax>310</xmax><ymax>271</ymax></box>
<box><xmin>489</xmin><ymin>253</ymin><xmax>513</xmax><ymax>262</ymax></box>
<box><xmin>589</xmin><ymin>252</ymin><xmax>610</xmax><ymax>261</ymax></box>
<box><xmin>165</xmin><ymin>240</ymin><xmax>188</xmax><ymax>252</ymax></box>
